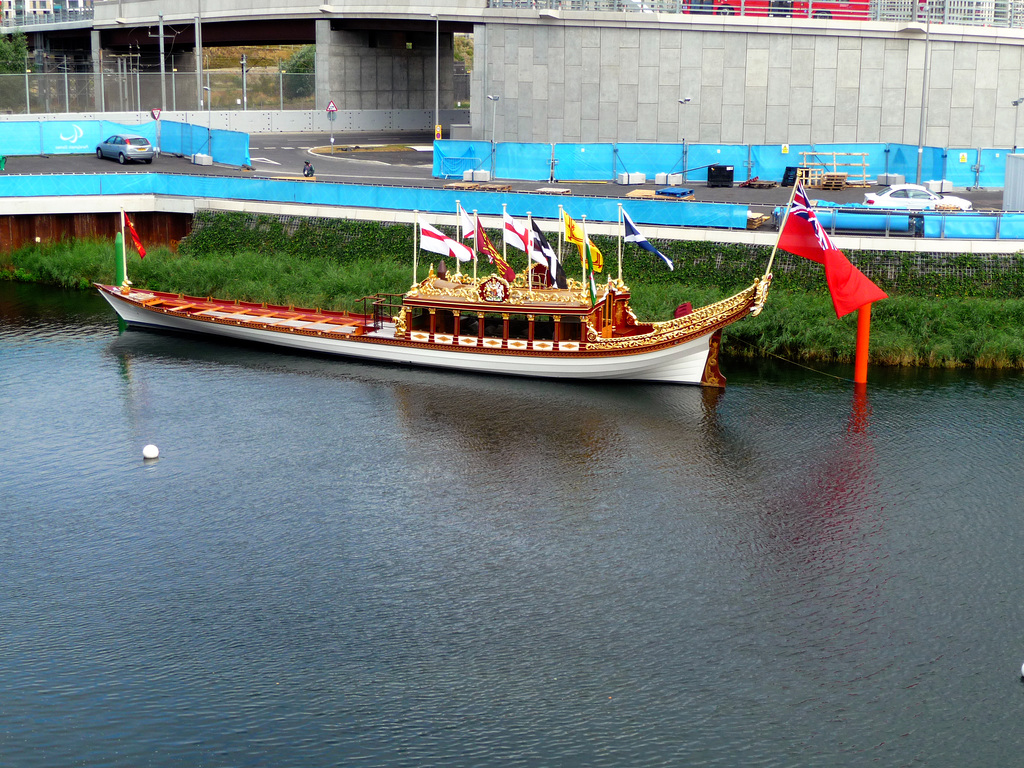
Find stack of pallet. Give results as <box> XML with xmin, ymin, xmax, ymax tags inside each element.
<box><xmin>798</xmin><ymin>152</ymin><xmax>870</xmax><ymax>189</ymax></box>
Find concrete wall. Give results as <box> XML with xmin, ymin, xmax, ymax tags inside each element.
<box><xmin>316</xmin><ymin>20</ymin><xmax>455</xmax><ymax>116</ymax></box>
<box><xmin>472</xmin><ymin>14</ymin><xmax>1024</xmax><ymax>149</ymax></box>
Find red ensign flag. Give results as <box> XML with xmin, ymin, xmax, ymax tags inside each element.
<box><xmin>778</xmin><ymin>184</ymin><xmax>886</xmax><ymax>317</ymax></box>
<box><xmin>123</xmin><ymin>212</ymin><xmax>147</xmax><ymax>258</ymax></box>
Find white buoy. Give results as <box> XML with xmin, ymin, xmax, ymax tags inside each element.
<box><xmin>142</xmin><ymin>444</ymin><xmax>160</xmax><ymax>460</ymax></box>
<box><xmin>1020</xmin><ymin>661</ymin><xmax>1024</xmax><ymax>678</ymax></box>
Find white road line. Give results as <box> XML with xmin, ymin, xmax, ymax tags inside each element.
<box><xmin>251</xmin><ymin>157</ymin><xmax>281</xmax><ymax>165</ymax></box>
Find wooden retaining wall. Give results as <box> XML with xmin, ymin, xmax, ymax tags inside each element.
<box><xmin>0</xmin><ymin>212</ymin><xmax>193</xmax><ymax>253</ymax></box>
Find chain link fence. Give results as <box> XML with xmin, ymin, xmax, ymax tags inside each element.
<box><xmin>0</xmin><ymin>69</ymin><xmax>315</xmax><ymax>115</ymax></box>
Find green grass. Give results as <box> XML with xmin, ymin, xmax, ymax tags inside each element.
<box><xmin>4</xmin><ymin>232</ymin><xmax>1024</xmax><ymax>370</ymax></box>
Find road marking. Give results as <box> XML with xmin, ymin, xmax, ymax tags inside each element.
<box><xmin>251</xmin><ymin>158</ymin><xmax>281</xmax><ymax>165</ymax></box>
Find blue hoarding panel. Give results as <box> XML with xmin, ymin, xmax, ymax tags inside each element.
<box><xmin>495</xmin><ymin>143</ymin><xmax>551</xmax><ymax>181</ymax></box>
<box><xmin>615</xmin><ymin>144</ymin><xmax>686</xmax><ymax>178</ymax></box>
<box><xmin>554</xmin><ymin>144</ymin><xmax>614</xmax><ymax>181</ymax></box>
<box><xmin>923</xmin><ymin>213</ymin><xmax>998</xmax><ymax>239</ymax></box>
<box><xmin>432</xmin><ymin>140</ymin><xmax>490</xmax><ymax>178</ymax></box>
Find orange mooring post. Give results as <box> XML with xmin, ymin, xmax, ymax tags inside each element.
<box><xmin>854</xmin><ymin>303</ymin><xmax>873</xmax><ymax>384</ymax></box>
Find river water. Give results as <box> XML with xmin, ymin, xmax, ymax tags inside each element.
<box><xmin>3</xmin><ymin>281</ymin><xmax>1024</xmax><ymax>767</ymax></box>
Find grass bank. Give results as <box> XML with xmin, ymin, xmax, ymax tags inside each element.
<box><xmin>3</xmin><ymin>212</ymin><xmax>1024</xmax><ymax>370</ymax></box>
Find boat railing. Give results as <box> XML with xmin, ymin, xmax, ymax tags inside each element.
<box><xmin>360</xmin><ymin>293</ymin><xmax>405</xmax><ymax>331</ymax></box>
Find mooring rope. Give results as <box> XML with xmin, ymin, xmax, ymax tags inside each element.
<box><xmin>731</xmin><ymin>337</ymin><xmax>856</xmax><ymax>383</ymax></box>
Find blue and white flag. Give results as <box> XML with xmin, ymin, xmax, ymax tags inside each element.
<box><xmin>622</xmin><ymin>210</ymin><xmax>673</xmax><ymax>271</ymax></box>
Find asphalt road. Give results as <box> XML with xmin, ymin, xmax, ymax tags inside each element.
<box><xmin>2</xmin><ymin>129</ymin><xmax>1006</xmax><ymax>212</ymax></box>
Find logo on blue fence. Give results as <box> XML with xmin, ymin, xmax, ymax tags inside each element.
<box><xmin>59</xmin><ymin>125</ymin><xmax>84</xmax><ymax>144</ymax></box>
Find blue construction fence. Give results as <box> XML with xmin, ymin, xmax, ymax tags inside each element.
<box><xmin>0</xmin><ymin>172</ymin><xmax>1021</xmax><ymax>240</ymax></box>
<box><xmin>434</xmin><ymin>141</ymin><xmax>1011</xmax><ymax>189</ymax></box>
<box><xmin>0</xmin><ymin>119</ymin><xmax>251</xmax><ymax>168</ymax></box>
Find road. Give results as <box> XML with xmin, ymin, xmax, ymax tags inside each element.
<box><xmin>1</xmin><ymin>129</ymin><xmax>1006</xmax><ymax>212</ymax></box>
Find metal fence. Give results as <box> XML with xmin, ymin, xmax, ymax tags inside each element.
<box><xmin>487</xmin><ymin>0</ymin><xmax>1024</xmax><ymax>27</ymax></box>
<box><xmin>0</xmin><ymin>69</ymin><xmax>316</xmax><ymax>115</ymax></box>
<box><xmin>0</xmin><ymin>8</ymin><xmax>94</xmax><ymax>29</ymax></box>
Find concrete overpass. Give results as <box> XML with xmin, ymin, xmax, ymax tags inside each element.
<box><xmin>6</xmin><ymin>0</ymin><xmax>1024</xmax><ymax>149</ymax></box>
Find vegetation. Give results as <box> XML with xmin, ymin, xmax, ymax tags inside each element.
<box><xmin>281</xmin><ymin>45</ymin><xmax>315</xmax><ymax>100</ymax></box>
<box><xmin>454</xmin><ymin>34</ymin><xmax>474</xmax><ymax>71</ymax></box>
<box><xmin>3</xmin><ymin>211</ymin><xmax>1024</xmax><ymax>370</ymax></box>
<box><xmin>0</xmin><ymin>31</ymin><xmax>27</xmax><ymax>74</ymax></box>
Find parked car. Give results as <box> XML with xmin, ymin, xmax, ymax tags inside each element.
<box><xmin>96</xmin><ymin>135</ymin><xmax>155</xmax><ymax>164</ymax></box>
<box><xmin>863</xmin><ymin>184</ymin><xmax>972</xmax><ymax>211</ymax></box>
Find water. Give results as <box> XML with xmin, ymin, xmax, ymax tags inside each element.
<box><xmin>3</xmin><ymin>281</ymin><xmax>1024</xmax><ymax>767</ymax></box>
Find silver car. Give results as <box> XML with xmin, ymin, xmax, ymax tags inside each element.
<box><xmin>96</xmin><ymin>134</ymin><xmax>155</xmax><ymax>165</ymax></box>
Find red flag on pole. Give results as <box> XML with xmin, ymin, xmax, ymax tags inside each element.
<box><xmin>123</xmin><ymin>211</ymin><xmax>147</xmax><ymax>258</ymax></box>
<box><xmin>778</xmin><ymin>183</ymin><xmax>886</xmax><ymax>317</ymax></box>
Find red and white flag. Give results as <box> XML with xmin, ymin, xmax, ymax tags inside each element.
<box><xmin>123</xmin><ymin>211</ymin><xmax>146</xmax><ymax>258</ymax></box>
<box><xmin>459</xmin><ymin>205</ymin><xmax>478</xmax><ymax>241</ymax></box>
<box><xmin>503</xmin><ymin>211</ymin><xmax>529</xmax><ymax>252</ymax></box>
<box><xmin>778</xmin><ymin>183</ymin><xmax>887</xmax><ymax>317</ymax></box>
<box><xmin>420</xmin><ymin>221</ymin><xmax>472</xmax><ymax>263</ymax></box>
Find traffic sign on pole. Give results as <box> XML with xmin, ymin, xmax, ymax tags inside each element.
<box><xmin>326</xmin><ymin>100</ymin><xmax>337</xmax><ymax>113</ymax></box>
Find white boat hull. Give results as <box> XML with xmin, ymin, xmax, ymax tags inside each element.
<box><xmin>98</xmin><ymin>286</ymin><xmax>726</xmax><ymax>385</ymax></box>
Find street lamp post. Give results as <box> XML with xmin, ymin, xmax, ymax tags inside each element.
<box><xmin>1013</xmin><ymin>98</ymin><xmax>1024</xmax><ymax>153</ymax></box>
<box><xmin>915</xmin><ymin>0</ymin><xmax>932</xmax><ymax>186</ymax></box>
<box><xmin>678</xmin><ymin>97</ymin><xmax>691</xmax><ymax>182</ymax></box>
<box><xmin>487</xmin><ymin>94</ymin><xmax>499</xmax><ymax>176</ymax></box>
<box><xmin>487</xmin><ymin>94</ymin><xmax>499</xmax><ymax>144</ymax></box>
<box><xmin>203</xmin><ymin>84</ymin><xmax>211</xmax><ymax>157</ymax></box>
<box><xmin>431</xmin><ymin>13</ymin><xmax>439</xmax><ymax>137</ymax></box>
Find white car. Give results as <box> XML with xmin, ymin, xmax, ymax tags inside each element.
<box><xmin>864</xmin><ymin>184</ymin><xmax>972</xmax><ymax>211</ymax></box>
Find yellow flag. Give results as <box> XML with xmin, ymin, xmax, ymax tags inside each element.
<box><xmin>562</xmin><ymin>211</ymin><xmax>603</xmax><ymax>272</ymax></box>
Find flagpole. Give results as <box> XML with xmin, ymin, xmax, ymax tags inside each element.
<box><xmin>617</xmin><ymin>203</ymin><xmax>623</xmax><ymax>284</ymax></box>
<box><xmin>764</xmin><ymin>180</ymin><xmax>802</xmax><ymax>278</ymax></box>
<box><xmin>472</xmin><ymin>208</ymin><xmax>478</xmax><ymax>281</ymax></box>
<box><xmin>412</xmin><ymin>210</ymin><xmax>419</xmax><ymax>286</ymax></box>
<box><xmin>527</xmin><ymin>212</ymin><xmax>537</xmax><ymax>296</ymax></box>
<box><xmin>454</xmin><ymin>201</ymin><xmax>461</xmax><ymax>277</ymax></box>
<box><xmin>854</xmin><ymin>302</ymin><xmax>872</xmax><ymax>385</ymax></box>
<box><xmin>557</xmin><ymin>204</ymin><xmax>564</xmax><ymax>264</ymax></box>
<box><xmin>501</xmin><ymin>203</ymin><xmax>508</xmax><ymax>266</ymax></box>
<box><xmin>582</xmin><ymin>214</ymin><xmax>593</xmax><ymax>305</ymax></box>
<box><xmin>119</xmin><ymin>208</ymin><xmax>128</xmax><ymax>290</ymax></box>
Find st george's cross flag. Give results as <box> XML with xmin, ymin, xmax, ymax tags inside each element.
<box><xmin>503</xmin><ymin>211</ymin><xmax>529</xmax><ymax>252</ymax></box>
<box><xmin>622</xmin><ymin>210</ymin><xmax>673</xmax><ymax>270</ymax></box>
<box><xmin>778</xmin><ymin>183</ymin><xmax>887</xmax><ymax>318</ymax></box>
<box><xmin>420</xmin><ymin>221</ymin><xmax>473</xmax><ymax>262</ymax></box>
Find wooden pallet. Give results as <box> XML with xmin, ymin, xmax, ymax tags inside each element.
<box><xmin>799</xmin><ymin>151</ymin><xmax>870</xmax><ymax>187</ymax></box>
<box><xmin>534</xmin><ymin>186</ymin><xmax>572</xmax><ymax>195</ymax></box>
<box><xmin>478</xmin><ymin>183</ymin><xmax>513</xmax><ymax>192</ymax></box>
<box><xmin>746</xmin><ymin>213</ymin><xmax>771</xmax><ymax>230</ymax></box>
<box><xmin>820</xmin><ymin>172</ymin><xmax>848</xmax><ymax>191</ymax></box>
<box><xmin>746</xmin><ymin>179</ymin><xmax>779</xmax><ymax>189</ymax></box>
<box><xmin>444</xmin><ymin>181</ymin><xmax>479</xmax><ymax>190</ymax></box>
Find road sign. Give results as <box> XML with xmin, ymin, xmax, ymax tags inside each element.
<box><xmin>435</xmin><ymin>124</ymin><xmax>442</xmax><ymax>140</ymax></box>
<box><xmin>151</xmin><ymin>108</ymin><xmax>162</xmax><ymax>120</ymax></box>
<box><xmin>326</xmin><ymin>100</ymin><xmax>337</xmax><ymax>113</ymax></box>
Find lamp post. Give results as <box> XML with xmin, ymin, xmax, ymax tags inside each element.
<box><xmin>915</xmin><ymin>0</ymin><xmax>932</xmax><ymax>185</ymax></box>
<box><xmin>203</xmin><ymin>84</ymin><xmax>211</xmax><ymax>156</ymax></box>
<box><xmin>487</xmin><ymin>94</ymin><xmax>499</xmax><ymax>144</ymax></box>
<box><xmin>487</xmin><ymin>94</ymin><xmax>499</xmax><ymax>176</ymax></box>
<box><xmin>678</xmin><ymin>97</ymin><xmax>691</xmax><ymax>182</ymax></box>
<box><xmin>431</xmin><ymin>13</ymin><xmax>439</xmax><ymax>137</ymax></box>
<box><xmin>1013</xmin><ymin>98</ymin><xmax>1024</xmax><ymax>153</ymax></box>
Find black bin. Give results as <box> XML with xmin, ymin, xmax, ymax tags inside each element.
<box><xmin>781</xmin><ymin>166</ymin><xmax>798</xmax><ymax>187</ymax></box>
<box><xmin>707</xmin><ymin>164</ymin><xmax>734</xmax><ymax>188</ymax></box>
